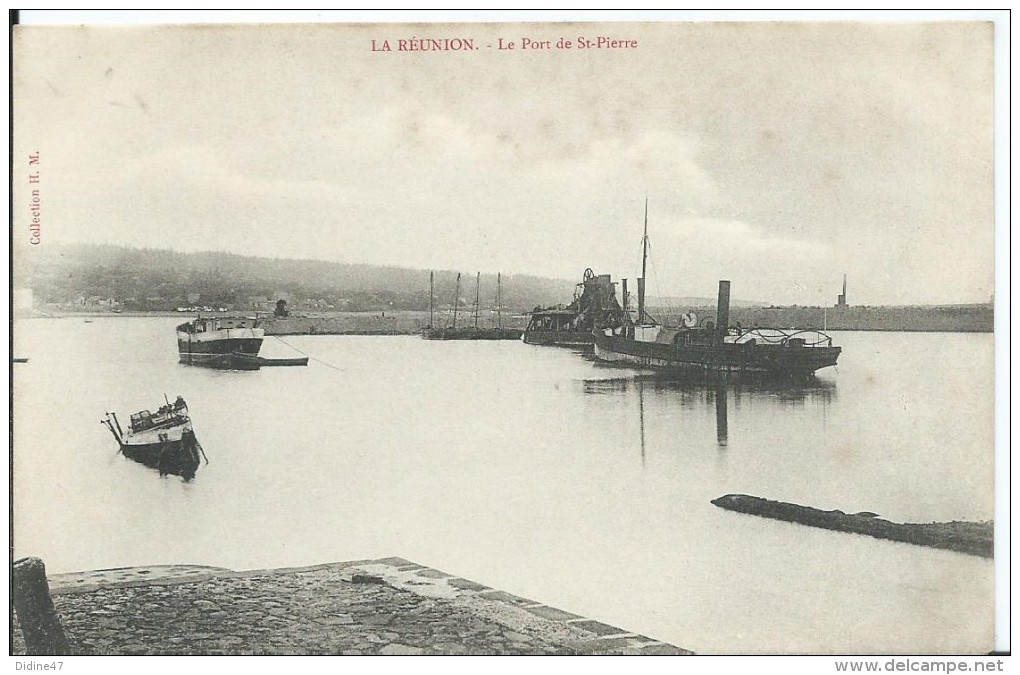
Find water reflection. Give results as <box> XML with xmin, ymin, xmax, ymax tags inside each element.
<box><xmin>638</xmin><ymin>378</ymin><xmax>647</xmax><ymax>464</ymax></box>
<box><xmin>715</xmin><ymin>384</ymin><xmax>728</xmax><ymax>447</ymax></box>
<box><xmin>581</xmin><ymin>372</ymin><xmax>837</xmax><ymax>404</ymax></box>
<box><xmin>581</xmin><ymin>372</ymin><xmax>836</xmax><ymax>452</ymax></box>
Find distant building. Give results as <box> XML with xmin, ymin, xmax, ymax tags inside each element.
<box><xmin>836</xmin><ymin>274</ymin><xmax>847</xmax><ymax>308</ymax></box>
<box><xmin>247</xmin><ymin>296</ymin><xmax>272</xmax><ymax>311</ymax></box>
<box><xmin>86</xmin><ymin>296</ymin><xmax>116</xmax><ymax>307</ymax></box>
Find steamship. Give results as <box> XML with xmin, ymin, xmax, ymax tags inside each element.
<box><xmin>592</xmin><ymin>203</ymin><xmax>841</xmax><ymax>378</ymax></box>
<box><xmin>176</xmin><ymin>315</ymin><xmax>265</xmax><ymax>369</ymax></box>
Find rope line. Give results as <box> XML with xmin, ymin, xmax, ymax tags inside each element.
<box><xmin>272</xmin><ymin>336</ymin><xmax>346</xmax><ymax>371</ymax></box>
<box><xmin>646</xmin><ymin>243</ymin><xmax>678</xmax><ymax>326</ymax></box>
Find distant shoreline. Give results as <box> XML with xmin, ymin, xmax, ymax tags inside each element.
<box><xmin>16</xmin><ymin>308</ymin><xmax>993</xmax><ymax>334</ymax></box>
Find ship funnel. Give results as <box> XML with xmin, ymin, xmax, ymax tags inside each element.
<box><xmin>716</xmin><ymin>280</ymin><xmax>731</xmax><ymax>341</ymax></box>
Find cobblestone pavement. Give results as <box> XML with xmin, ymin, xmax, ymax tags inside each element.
<box><xmin>12</xmin><ymin>557</ymin><xmax>691</xmax><ymax>656</ymax></box>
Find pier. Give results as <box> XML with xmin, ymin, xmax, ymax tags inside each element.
<box><xmin>11</xmin><ymin>557</ymin><xmax>690</xmax><ymax>656</ymax></box>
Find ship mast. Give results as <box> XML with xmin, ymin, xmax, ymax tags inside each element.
<box><xmin>638</xmin><ymin>197</ymin><xmax>649</xmax><ymax>324</ymax></box>
<box><xmin>429</xmin><ymin>271</ymin><xmax>435</xmax><ymax>329</ymax></box>
<box><xmin>452</xmin><ymin>273</ymin><xmax>461</xmax><ymax>330</ymax></box>
<box><xmin>497</xmin><ymin>272</ymin><xmax>503</xmax><ymax>329</ymax></box>
<box><xmin>642</xmin><ymin>198</ymin><xmax>649</xmax><ymax>282</ymax></box>
<box><xmin>473</xmin><ymin>272</ymin><xmax>481</xmax><ymax>330</ymax></box>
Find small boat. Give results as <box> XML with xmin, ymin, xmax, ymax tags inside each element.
<box><xmin>523</xmin><ymin>268</ymin><xmax>627</xmax><ymax>347</ymax></box>
<box><xmin>176</xmin><ymin>315</ymin><xmax>265</xmax><ymax>369</ymax></box>
<box><xmin>258</xmin><ymin>355</ymin><xmax>310</xmax><ymax>367</ymax></box>
<box><xmin>101</xmin><ymin>396</ymin><xmax>206</xmax><ymax>479</ymax></box>
<box><xmin>592</xmin><ymin>202</ymin><xmax>841</xmax><ymax>378</ymax></box>
<box><xmin>228</xmin><ymin>353</ymin><xmax>310</xmax><ymax>368</ymax></box>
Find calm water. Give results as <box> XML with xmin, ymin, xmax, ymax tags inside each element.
<box><xmin>12</xmin><ymin>318</ymin><xmax>995</xmax><ymax>654</ymax></box>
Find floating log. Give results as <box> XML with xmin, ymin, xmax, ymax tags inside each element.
<box><xmin>711</xmin><ymin>494</ymin><xmax>993</xmax><ymax>559</ymax></box>
<box><xmin>12</xmin><ymin>557</ymin><xmax>71</xmax><ymax>655</ymax></box>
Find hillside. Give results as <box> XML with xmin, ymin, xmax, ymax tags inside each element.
<box><xmin>19</xmin><ymin>244</ymin><xmax>580</xmax><ymax>313</ymax></box>
<box><xmin>15</xmin><ymin>244</ymin><xmax>994</xmax><ymax>333</ymax></box>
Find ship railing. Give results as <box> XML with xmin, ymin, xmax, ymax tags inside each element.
<box><xmin>729</xmin><ymin>328</ymin><xmax>835</xmax><ymax>347</ymax></box>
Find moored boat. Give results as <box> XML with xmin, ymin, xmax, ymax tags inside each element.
<box><xmin>593</xmin><ymin>313</ymin><xmax>841</xmax><ymax>377</ymax></box>
<box><xmin>592</xmin><ymin>203</ymin><xmax>841</xmax><ymax>378</ymax></box>
<box><xmin>523</xmin><ymin>268</ymin><xmax>627</xmax><ymax>347</ymax></box>
<box><xmin>101</xmin><ymin>396</ymin><xmax>206</xmax><ymax>479</ymax></box>
<box><xmin>422</xmin><ymin>271</ymin><xmax>522</xmax><ymax>340</ymax></box>
<box><xmin>177</xmin><ymin>315</ymin><xmax>265</xmax><ymax>369</ymax></box>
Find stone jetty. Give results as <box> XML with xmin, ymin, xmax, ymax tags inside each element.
<box><xmin>711</xmin><ymin>494</ymin><xmax>993</xmax><ymax>558</ymax></box>
<box><xmin>11</xmin><ymin>557</ymin><xmax>690</xmax><ymax>656</ymax></box>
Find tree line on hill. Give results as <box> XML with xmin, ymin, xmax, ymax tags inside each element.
<box><xmin>21</xmin><ymin>243</ymin><xmax>580</xmax><ymax>313</ymax></box>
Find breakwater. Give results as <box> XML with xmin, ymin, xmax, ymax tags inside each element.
<box><xmin>261</xmin><ymin>311</ymin><xmax>527</xmax><ymax>336</ymax></box>
<box><xmin>662</xmin><ymin>304</ymin><xmax>993</xmax><ymax>333</ymax></box>
<box><xmin>711</xmin><ymin>494</ymin><xmax>993</xmax><ymax>558</ymax></box>
<box><xmin>258</xmin><ymin>305</ymin><xmax>995</xmax><ymax>336</ymax></box>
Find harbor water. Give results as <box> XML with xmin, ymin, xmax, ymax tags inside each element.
<box><xmin>12</xmin><ymin>318</ymin><xmax>995</xmax><ymax>654</ymax></box>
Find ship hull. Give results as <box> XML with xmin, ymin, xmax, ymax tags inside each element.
<box><xmin>423</xmin><ymin>327</ymin><xmax>523</xmax><ymax>341</ymax></box>
<box><xmin>593</xmin><ymin>331</ymin><xmax>840</xmax><ymax>377</ymax></box>
<box><xmin>177</xmin><ymin>335</ymin><xmax>264</xmax><ymax>368</ymax></box>
<box><xmin>522</xmin><ymin>330</ymin><xmax>593</xmax><ymax>347</ymax></box>
<box><xmin>120</xmin><ymin>427</ymin><xmax>202</xmax><ymax>479</ymax></box>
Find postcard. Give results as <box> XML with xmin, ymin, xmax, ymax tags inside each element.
<box><xmin>10</xmin><ymin>12</ymin><xmax>1005</xmax><ymax>661</ymax></box>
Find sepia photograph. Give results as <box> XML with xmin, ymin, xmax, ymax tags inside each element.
<box><xmin>9</xmin><ymin>9</ymin><xmax>1008</xmax><ymax>667</ymax></box>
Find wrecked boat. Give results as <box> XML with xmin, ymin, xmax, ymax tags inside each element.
<box><xmin>101</xmin><ymin>395</ymin><xmax>206</xmax><ymax>479</ymax></box>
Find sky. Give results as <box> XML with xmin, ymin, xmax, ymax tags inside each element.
<box><xmin>12</xmin><ymin>13</ymin><xmax>999</xmax><ymax>306</ymax></box>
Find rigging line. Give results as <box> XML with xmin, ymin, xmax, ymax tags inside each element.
<box><xmin>639</xmin><ymin>236</ymin><xmax>666</xmax><ymax>325</ymax></box>
<box><xmin>444</xmin><ymin>278</ymin><xmax>457</xmax><ymax>328</ymax></box>
<box><xmin>272</xmin><ymin>335</ymin><xmax>346</xmax><ymax>372</ymax></box>
<box><xmin>647</xmin><ymin>253</ymin><xmax>678</xmax><ymax>326</ymax></box>
<box><xmin>633</xmin><ymin>237</ymin><xmax>654</xmax><ymax>323</ymax></box>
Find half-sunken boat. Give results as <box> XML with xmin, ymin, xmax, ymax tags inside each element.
<box><xmin>101</xmin><ymin>396</ymin><xmax>206</xmax><ymax>479</ymax></box>
<box><xmin>422</xmin><ymin>271</ymin><xmax>522</xmax><ymax>340</ymax></box>
<box><xmin>593</xmin><ymin>204</ymin><xmax>841</xmax><ymax>378</ymax></box>
<box><xmin>176</xmin><ymin>315</ymin><xmax>266</xmax><ymax>370</ymax></box>
<box><xmin>523</xmin><ymin>268</ymin><xmax>627</xmax><ymax>347</ymax></box>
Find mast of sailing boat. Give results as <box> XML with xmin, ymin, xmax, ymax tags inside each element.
<box><xmin>497</xmin><ymin>272</ymin><xmax>502</xmax><ymax>329</ymax></box>
<box><xmin>452</xmin><ymin>273</ymin><xmax>461</xmax><ymax>330</ymax></box>
<box><xmin>429</xmin><ymin>271</ymin><xmax>435</xmax><ymax>330</ymax></box>
<box><xmin>473</xmin><ymin>272</ymin><xmax>481</xmax><ymax>330</ymax></box>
